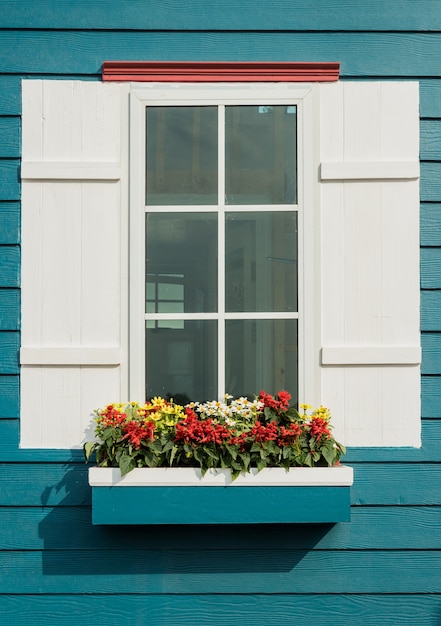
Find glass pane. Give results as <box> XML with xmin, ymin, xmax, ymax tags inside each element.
<box><xmin>146</xmin><ymin>106</ymin><xmax>218</xmax><ymax>205</ymax></box>
<box><xmin>225</xmin><ymin>319</ymin><xmax>298</xmax><ymax>401</ymax></box>
<box><xmin>146</xmin><ymin>213</ymin><xmax>218</xmax><ymax>313</ymax></box>
<box><xmin>146</xmin><ymin>320</ymin><xmax>217</xmax><ymax>403</ymax></box>
<box><xmin>225</xmin><ymin>105</ymin><xmax>297</xmax><ymax>205</ymax></box>
<box><xmin>225</xmin><ymin>212</ymin><xmax>297</xmax><ymax>312</ymax></box>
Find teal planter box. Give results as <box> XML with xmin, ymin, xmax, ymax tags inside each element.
<box><xmin>89</xmin><ymin>466</ymin><xmax>353</xmax><ymax>525</ymax></box>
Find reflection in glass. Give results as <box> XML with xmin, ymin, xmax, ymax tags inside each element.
<box><xmin>146</xmin><ymin>106</ymin><xmax>218</xmax><ymax>205</ymax></box>
<box><xmin>225</xmin><ymin>212</ymin><xmax>297</xmax><ymax>312</ymax></box>
<box><xmin>225</xmin><ymin>319</ymin><xmax>298</xmax><ymax>402</ymax></box>
<box><xmin>146</xmin><ymin>213</ymin><xmax>218</xmax><ymax>313</ymax></box>
<box><xmin>225</xmin><ymin>105</ymin><xmax>297</xmax><ymax>205</ymax></box>
<box><xmin>146</xmin><ymin>320</ymin><xmax>217</xmax><ymax>403</ymax></box>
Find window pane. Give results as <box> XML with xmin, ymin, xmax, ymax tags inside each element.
<box><xmin>146</xmin><ymin>320</ymin><xmax>217</xmax><ymax>403</ymax></box>
<box><xmin>225</xmin><ymin>319</ymin><xmax>298</xmax><ymax>401</ymax></box>
<box><xmin>225</xmin><ymin>212</ymin><xmax>297</xmax><ymax>312</ymax></box>
<box><xmin>225</xmin><ymin>105</ymin><xmax>297</xmax><ymax>205</ymax></box>
<box><xmin>146</xmin><ymin>213</ymin><xmax>218</xmax><ymax>313</ymax></box>
<box><xmin>146</xmin><ymin>106</ymin><xmax>218</xmax><ymax>205</ymax></box>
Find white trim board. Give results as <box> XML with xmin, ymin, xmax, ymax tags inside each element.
<box><xmin>321</xmin><ymin>346</ymin><xmax>421</xmax><ymax>366</ymax></box>
<box><xmin>89</xmin><ymin>466</ymin><xmax>354</xmax><ymax>487</ymax></box>
<box><xmin>20</xmin><ymin>347</ymin><xmax>122</xmax><ymax>366</ymax></box>
<box><xmin>320</xmin><ymin>161</ymin><xmax>419</xmax><ymax>181</ymax></box>
<box><xmin>21</xmin><ymin>161</ymin><xmax>121</xmax><ymax>181</ymax></box>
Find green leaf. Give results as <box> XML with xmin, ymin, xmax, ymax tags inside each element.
<box><xmin>264</xmin><ymin>407</ymin><xmax>274</xmax><ymax>421</ymax></box>
<box><xmin>119</xmin><ymin>453</ymin><xmax>136</xmax><ymax>476</ymax></box>
<box><xmin>83</xmin><ymin>441</ymin><xmax>96</xmax><ymax>462</ymax></box>
<box><xmin>305</xmin><ymin>452</ymin><xmax>313</xmax><ymax>467</ymax></box>
<box><xmin>203</xmin><ymin>445</ymin><xmax>219</xmax><ymax>461</ymax></box>
<box><xmin>282</xmin><ymin>445</ymin><xmax>292</xmax><ymax>459</ymax></box>
<box><xmin>257</xmin><ymin>458</ymin><xmax>267</xmax><ymax>472</ymax></box>
<box><xmin>169</xmin><ymin>445</ymin><xmax>178</xmax><ymax>467</ymax></box>
<box><xmin>231</xmin><ymin>468</ymin><xmax>242</xmax><ymax>481</ymax></box>
<box><xmin>322</xmin><ymin>444</ymin><xmax>337</xmax><ymax>466</ymax></box>
<box><xmin>225</xmin><ymin>443</ymin><xmax>238</xmax><ymax>460</ymax></box>
<box><xmin>240</xmin><ymin>452</ymin><xmax>251</xmax><ymax>469</ymax></box>
<box><xmin>194</xmin><ymin>446</ymin><xmax>205</xmax><ymax>465</ymax></box>
<box><xmin>162</xmin><ymin>440</ymin><xmax>175</xmax><ymax>453</ymax></box>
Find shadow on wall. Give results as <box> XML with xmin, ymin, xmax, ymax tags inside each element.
<box><xmin>38</xmin><ymin>464</ymin><xmax>336</xmax><ymax>577</ymax></box>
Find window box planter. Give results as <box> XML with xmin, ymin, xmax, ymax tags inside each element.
<box><xmin>88</xmin><ymin>465</ymin><xmax>353</xmax><ymax>525</ymax></box>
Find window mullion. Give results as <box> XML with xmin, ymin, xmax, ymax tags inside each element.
<box><xmin>218</xmin><ymin>104</ymin><xmax>226</xmax><ymax>398</ymax></box>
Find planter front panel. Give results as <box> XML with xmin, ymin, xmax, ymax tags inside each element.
<box><xmin>91</xmin><ymin>485</ymin><xmax>351</xmax><ymax>524</ymax></box>
<box><xmin>89</xmin><ymin>466</ymin><xmax>353</xmax><ymax>524</ymax></box>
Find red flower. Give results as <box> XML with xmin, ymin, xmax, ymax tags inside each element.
<box><xmin>249</xmin><ymin>420</ymin><xmax>279</xmax><ymax>443</ymax></box>
<box><xmin>175</xmin><ymin>410</ymin><xmax>231</xmax><ymax>446</ymax></box>
<box><xmin>259</xmin><ymin>390</ymin><xmax>292</xmax><ymax>414</ymax></box>
<box><xmin>99</xmin><ymin>405</ymin><xmax>127</xmax><ymax>428</ymax></box>
<box><xmin>122</xmin><ymin>420</ymin><xmax>156</xmax><ymax>448</ymax></box>
<box><xmin>278</xmin><ymin>422</ymin><xmax>302</xmax><ymax>446</ymax></box>
<box><xmin>309</xmin><ymin>417</ymin><xmax>331</xmax><ymax>441</ymax></box>
<box><xmin>276</xmin><ymin>390</ymin><xmax>291</xmax><ymax>411</ymax></box>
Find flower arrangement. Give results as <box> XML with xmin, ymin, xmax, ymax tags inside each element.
<box><xmin>84</xmin><ymin>390</ymin><xmax>346</xmax><ymax>479</ymax></box>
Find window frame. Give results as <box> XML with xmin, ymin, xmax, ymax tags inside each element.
<box><xmin>129</xmin><ymin>82</ymin><xmax>320</xmax><ymax>404</ymax></box>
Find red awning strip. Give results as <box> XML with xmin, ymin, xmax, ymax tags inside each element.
<box><xmin>102</xmin><ymin>61</ymin><xmax>340</xmax><ymax>82</ymax></box>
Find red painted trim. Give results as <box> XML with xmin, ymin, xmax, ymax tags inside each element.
<box><xmin>102</xmin><ymin>61</ymin><xmax>340</xmax><ymax>83</ymax></box>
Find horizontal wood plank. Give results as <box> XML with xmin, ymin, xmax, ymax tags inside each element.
<box><xmin>1</xmin><ymin>32</ymin><xmax>441</xmax><ymax>77</ymax></box>
<box><xmin>421</xmin><ymin>161</ymin><xmax>441</xmax><ymax>201</ymax></box>
<box><xmin>350</xmin><ymin>463</ymin><xmax>441</xmax><ymax>505</ymax></box>
<box><xmin>0</xmin><ymin>375</ymin><xmax>19</xmax><ymax>418</ymax></box>
<box><xmin>0</xmin><ymin>289</ymin><xmax>19</xmax><ymax>330</ymax></box>
<box><xmin>2</xmin><ymin>0</ymin><xmax>441</xmax><ymax>31</ymax></box>
<box><xmin>421</xmin><ymin>290</ymin><xmax>441</xmax><ymax>331</ymax></box>
<box><xmin>421</xmin><ymin>247</ymin><xmax>441</xmax><ymax>288</ymax></box>
<box><xmin>420</xmin><ymin>79</ymin><xmax>441</xmax><ymax>118</ymax></box>
<box><xmin>0</xmin><ymin>463</ymin><xmax>90</xmax><ymax>506</ymax></box>
<box><xmin>422</xmin><ymin>375</ymin><xmax>441</xmax><ymax>417</ymax></box>
<box><xmin>0</xmin><ymin>202</ymin><xmax>20</xmax><ymax>244</ymax></box>
<box><xmin>1</xmin><ymin>549</ymin><xmax>441</xmax><ymax>593</ymax></box>
<box><xmin>0</xmin><ymin>245</ymin><xmax>19</xmax><ymax>287</ymax></box>
<box><xmin>0</xmin><ymin>594</ymin><xmax>439</xmax><ymax>626</ymax></box>
<box><xmin>421</xmin><ymin>203</ymin><xmax>441</xmax><ymax>246</ymax></box>
<box><xmin>0</xmin><ymin>117</ymin><xmax>20</xmax><ymax>158</ymax></box>
<box><xmin>2</xmin><ymin>505</ymin><xmax>441</xmax><ymax>551</ymax></box>
<box><xmin>0</xmin><ymin>159</ymin><xmax>20</xmax><ymax>201</ymax></box>
<box><xmin>422</xmin><ymin>332</ymin><xmax>441</xmax><ymax>374</ymax></box>
<box><xmin>420</xmin><ymin>120</ymin><xmax>441</xmax><ymax>160</ymax></box>
<box><xmin>0</xmin><ymin>332</ymin><xmax>19</xmax><ymax>374</ymax></box>
<box><xmin>0</xmin><ymin>76</ymin><xmax>21</xmax><ymax>116</ymax></box>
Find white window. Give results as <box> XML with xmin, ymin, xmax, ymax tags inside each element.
<box><xmin>129</xmin><ymin>84</ymin><xmax>317</xmax><ymax>406</ymax></box>
<box><xmin>20</xmin><ymin>79</ymin><xmax>421</xmax><ymax>449</ymax></box>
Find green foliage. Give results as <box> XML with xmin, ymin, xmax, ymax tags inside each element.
<box><xmin>83</xmin><ymin>392</ymin><xmax>346</xmax><ymax>478</ymax></box>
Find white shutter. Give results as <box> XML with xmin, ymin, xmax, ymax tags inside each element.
<box><xmin>20</xmin><ymin>79</ymin><xmax>420</xmax><ymax>449</ymax></box>
<box><xmin>21</xmin><ymin>80</ymin><xmax>129</xmax><ymax>448</ymax></box>
<box><xmin>319</xmin><ymin>82</ymin><xmax>421</xmax><ymax>446</ymax></box>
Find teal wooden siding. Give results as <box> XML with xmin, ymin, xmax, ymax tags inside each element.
<box><xmin>0</xmin><ymin>1</ymin><xmax>441</xmax><ymax>623</ymax></box>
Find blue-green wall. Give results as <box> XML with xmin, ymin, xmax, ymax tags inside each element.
<box><xmin>1</xmin><ymin>2</ymin><xmax>441</xmax><ymax>623</ymax></box>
